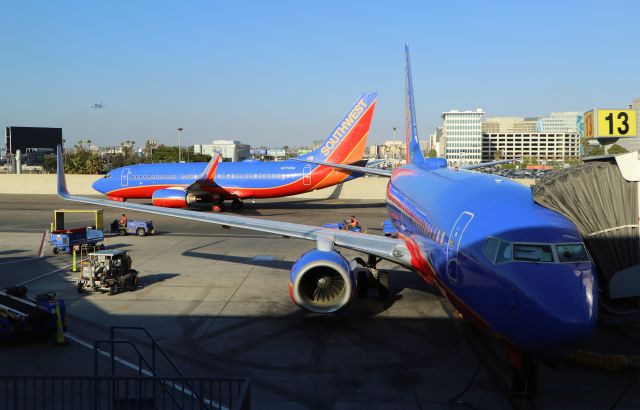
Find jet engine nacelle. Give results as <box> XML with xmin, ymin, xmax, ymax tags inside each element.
<box><xmin>289</xmin><ymin>249</ymin><xmax>355</xmax><ymax>314</ymax></box>
<box><xmin>151</xmin><ymin>188</ymin><xmax>190</xmax><ymax>208</ymax></box>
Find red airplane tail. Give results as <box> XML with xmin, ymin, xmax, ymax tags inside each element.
<box><xmin>298</xmin><ymin>92</ymin><xmax>377</xmax><ymax>166</ymax></box>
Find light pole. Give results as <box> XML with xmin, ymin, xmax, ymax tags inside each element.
<box><xmin>177</xmin><ymin>128</ymin><xmax>183</xmax><ymax>162</ymax></box>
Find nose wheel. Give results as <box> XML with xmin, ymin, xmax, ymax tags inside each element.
<box><xmin>354</xmin><ymin>255</ymin><xmax>389</xmax><ymax>299</ymax></box>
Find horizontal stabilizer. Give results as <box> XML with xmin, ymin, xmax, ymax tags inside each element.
<box><xmin>295</xmin><ymin>158</ymin><xmax>392</xmax><ymax>177</ymax></box>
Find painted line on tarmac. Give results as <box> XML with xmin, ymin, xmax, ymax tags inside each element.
<box><xmin>65</xmin><ymin>332</ymin><xmax>228</xmax><ymax>410</ymax></box>
<box><xmin>16</xmin><ymin>264</ymin><xmax>74</xmax><ymax>286</ymax></box>
<box><xmin>0</xmin><ymin>257</ymin><xmax>42</xmax><ymax>265</ymax></box>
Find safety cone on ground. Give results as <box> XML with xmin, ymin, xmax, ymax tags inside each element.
<box><xmin>72</xmin><ymin>248</ymin><xmax>77</xmax><ymax>272</ymax></box>
<box><xmin>54</xmin><ymin>304</ymin><xmax>67</xmax><ymax>345</ymax></box>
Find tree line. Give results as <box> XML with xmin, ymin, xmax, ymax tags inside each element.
<box><xmin>42</xmin><ymin>146</ymin><xmax>212</xmax><ymax>174</ymax></box>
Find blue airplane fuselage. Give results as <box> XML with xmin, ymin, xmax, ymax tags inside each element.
<box><xmin>386</xmin><ymin>162</ymin><xmax>598</xmax><ymax>354</ymax></box>
<box><xmin>93</xmin><ymin>160</ymin><xmax>359</xmax><ymax>200</ymax></box>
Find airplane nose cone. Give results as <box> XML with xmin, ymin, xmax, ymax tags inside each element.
<box><xmin>506</xmin><ymin>263</ymin><xmax>598</xmax><ymax>353</ymax></box>
<box><xmin>92</xmin><ymin>177</ymin><xmax>105</xmax><ymax>193</ymax></box>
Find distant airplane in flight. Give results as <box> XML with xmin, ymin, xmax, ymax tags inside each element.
<box><xmin>92</xmin><ymin>92</ymin><xmax>378</xmax><ymax>211</ymax></box>
<box><xmin>57</xmin><ymin>46</ymin><xmax>597</xmax><ymax>394</ymax></box>
<box><xmin>90</xmin><ymin>102</ymin><xmax>106</xmax><ymax>109</ymax></box>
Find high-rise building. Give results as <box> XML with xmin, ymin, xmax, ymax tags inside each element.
<box><xmin>442</xmin><ymin>109</ymin><xmax>484</xmax><ymax>165</ymax></box>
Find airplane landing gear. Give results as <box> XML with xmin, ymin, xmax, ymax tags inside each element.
<box><xmin>354</xmin><ymin>255</ymin><xmax>389</xmax><ymax>299</ymax></box>
<box><xmin>230</xmin><ymin>199</ymin><xmax>244</xmax><ymax>210</ymax></box>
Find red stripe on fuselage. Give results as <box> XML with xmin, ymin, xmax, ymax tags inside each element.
<box><xmin>107</xmin><ymin>184</ymin><xmax>186</xmax><ymax>198</ymax></box>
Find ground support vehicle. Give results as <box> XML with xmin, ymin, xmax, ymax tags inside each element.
<box><xmin>110</xmin><ymin>219</ymin><xmax>155</xmax><ymax>236</ymax></box>
<box><xmin>382</xmin><ymin>219</ymin><xmax>398</xmax><ymax>238</ymax></box>
<box><xmin>322</xmin><ymin>221</ymin><xmax>365</xmax><ymax>233</ymax></box>
<box><xmin>77</xmin><ymin>250</ymin><xmax>139</xmax><ymax>295</ymax></box>
<box><xmin>50</xmin><ymin>227</ymin><xmax>104</xmax><ymax>254</ymax></box>
<box><xmin>0</xmin><ymin>287</ymin><xmax>66</xmax><ymax>341</ymax></box>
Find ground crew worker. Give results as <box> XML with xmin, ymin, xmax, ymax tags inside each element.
<box><xmin>119</xmin><ymin>213</ymin><xmax>128</xmax><ymax>227</ymax></box>
<box><xmin>349</xmin><ymin>215</ymin><xmax>359</xmax><ymax>229</ymax></box>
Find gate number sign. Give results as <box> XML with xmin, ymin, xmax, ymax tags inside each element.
<box><xmin>584</xmin><ymin>109</ymin><xmax>637</xmax><ymax>139</ymax></box>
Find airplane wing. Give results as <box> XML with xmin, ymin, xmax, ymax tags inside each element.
<box><xmin>56</xmin><ymin>146</ymin><xmax>413</xmax><ymax>267</ymax></box>
<box><xmin>295</xmin><ymin>158</ymin><xmax>520</xmax><ymax>176</ymax></box>
<box><xmin>182</xmin><ymin>152</ymin><xmax>224</xmax><ymax>195</ymax></box>
<box><xmin>461</xmin><ymin>159</ymin><xmax>519</xmax><ymax>170</ymax></box>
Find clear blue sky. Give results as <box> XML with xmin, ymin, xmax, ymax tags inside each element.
<box><xmin>1</xmin><ymin>0</ymin><xmax>638</xmax><ymax>148</ymax></box>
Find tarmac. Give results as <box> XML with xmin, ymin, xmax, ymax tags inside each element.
<box><xmin>0</xmin><ymin>194</ymin><xmax>639</xmax><ymax>409</ymax></box>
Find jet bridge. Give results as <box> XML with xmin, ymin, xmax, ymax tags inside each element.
<box><xmin>532</xmin><ymin>152</ymin><xmax>640</xmax><ymax>314</ymax></box>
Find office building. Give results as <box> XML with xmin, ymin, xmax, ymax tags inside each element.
<box><xmin>194</xmin><ymin>140</ymin><xmax>251</xmax><ymax>162</ymax></box>
<box><xmin>537</xmin><ymin>112</ymin><xmax>582</xmax><ymax>133</ymax></box>
<box><xmin>482</xmin><ymin>117</ymin><xmax>524</xmax><ymax>133</ymax></box>
<box><xmin>442</xmin><ymin>109</ymin><xmax>484</xmax><ymax>165</ymax></box>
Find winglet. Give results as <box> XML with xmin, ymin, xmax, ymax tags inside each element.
<box><xmin>405</xmin><ymin>44</ymin><xmax>426</xmax><ymax>164</ymax></box>
<box><xmin>56</xmin><ymin>145</ymin><xmax>70</xmax><ymax>198</ymax></box>
<box><xmin>200</xmin><ymin>152</ymin><xmax>221</xmax><ymax>181</ymax></box>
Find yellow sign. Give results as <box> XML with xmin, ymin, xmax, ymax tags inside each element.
<box><xmin>585</xmin><ymin>109</ymin><xmax>637</xmax><ymax>139</ymax></box>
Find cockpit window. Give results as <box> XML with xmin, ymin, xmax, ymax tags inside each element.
<box><xmin>103</xmin><ymin>173</ymin><xmax>111</xmax><ymax>179</ymax></box>
<box><xmin>513</xmin><ymin>243</ymin><xmax>554</xmax><ymax>262</ymax></box>
<box><xmin>482</xmin><ymin>237</ymin><xmax>500</xmax><ymax>262</ymax></box>
<box><xmin>495</xmin><ymin>240</ymin><xmax>512</xmax><ymax>264</ymax></box>
<box><xmin>556</xmin><ymin>244</ymin><xmax>590</xmax><ymax>263</ymax></box>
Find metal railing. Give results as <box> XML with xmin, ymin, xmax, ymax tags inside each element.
<box><xmin>107</xmin><ymin>326</ymin><xmax>185</xmax><ymax>378</ymax></box>
<box><xmin>0</xmin><ymin>376</ymin><xmax>250</xmax><ymax>410</ymax></box>
<box><xmin>93</xmin><ymin>326</ymin><xmax>206</xmax><ymax>408</ymax></box>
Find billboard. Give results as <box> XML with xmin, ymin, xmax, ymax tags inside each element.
<box><xmin>583</xmin><ymin>109</ymin><xmax>637</xmax><ymax>139</ymax></box>
<box><xmin>5</xmin><ymin>126</ymin><xmax>63</xmax><ymax>154</ymax></box>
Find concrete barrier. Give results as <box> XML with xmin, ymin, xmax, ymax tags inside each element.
<box><xmin>0</xmin><ymin>174</ymin><xmax>101</xmax><ymax>195</ymax></box>
<box><xmin>0</xmin><ymin>174</ymin><xmax>534</xmax><ymax>199</ymax></box>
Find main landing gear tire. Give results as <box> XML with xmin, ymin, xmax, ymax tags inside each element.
<box><xmin>377</xmin><ymin>270</ymin><xmax>390</xmax><ymax>299</ymax></box>
<box><xmin>230</xmin><ymin>199</ymin><xmax>244</xmax><ymax>210</ymax></box>
<box><xmin>354</xmin><ymin>255</ymin><xmax>390</xmax><ymax>300</ymax></box>
<box><xmin>212</xmin><ymin>203</ymin><xmax>225</xmax><ymax>213</ymax></box>
<box><xmin>356</xmin><ymin>269</ymin><xmax>369</xmax><ymax>298</ymax></box>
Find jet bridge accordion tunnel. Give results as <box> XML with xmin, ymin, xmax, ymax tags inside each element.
<box><xmin>532</xmin><ymin>152</ymin><xmax>640</xmax><ymax>315</ymax></box>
